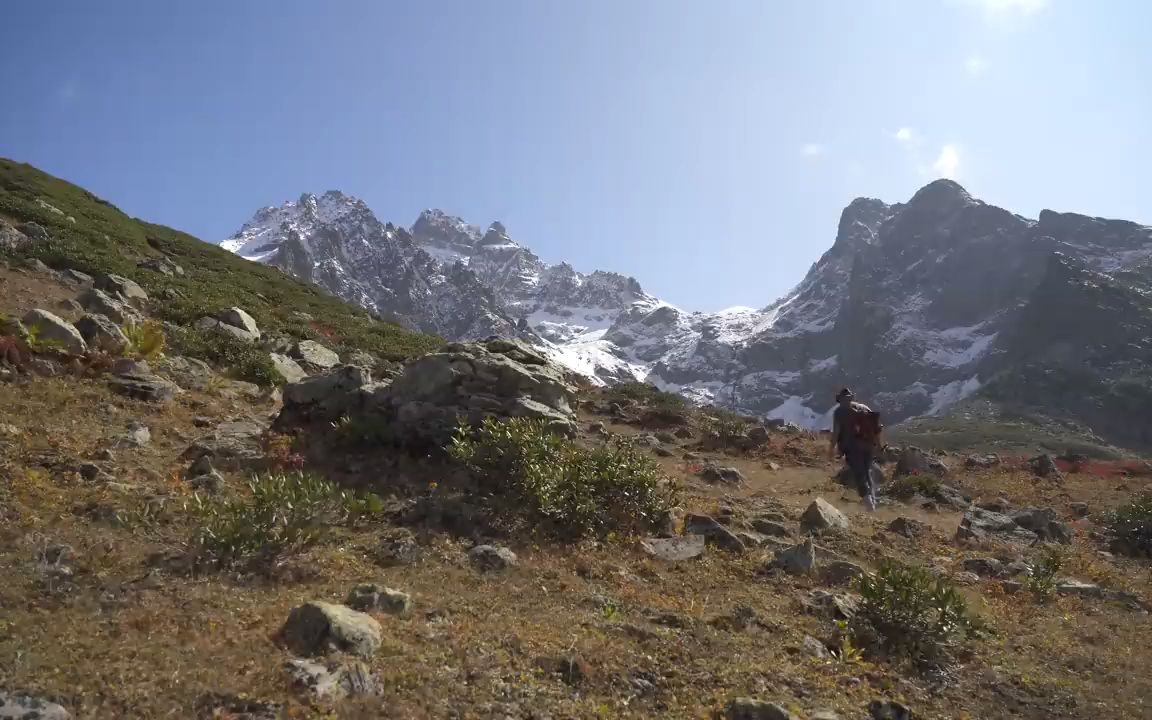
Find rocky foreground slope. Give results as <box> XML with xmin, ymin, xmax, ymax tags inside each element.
<box><xmin>223</xmin><ymin>182</ymin><xmax>1152</xmax><ymax>453</ymax></box>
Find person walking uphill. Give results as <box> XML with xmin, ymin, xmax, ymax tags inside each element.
<box><xmin>829</xmin><ymin>387</ymin><xmax>883</xmax><ymax>511</ymax></box>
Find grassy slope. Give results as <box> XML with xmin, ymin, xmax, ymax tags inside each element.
<box><xmin>0</xmin><ymin>158</ymin><xmax>441</xmax><ymax>362</ymax></box>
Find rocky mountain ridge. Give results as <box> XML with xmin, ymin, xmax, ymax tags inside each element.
<box><xmin>222</xmin><ymin>181</ymin><xmax>1152</xmax><ymax>450</ymax></box>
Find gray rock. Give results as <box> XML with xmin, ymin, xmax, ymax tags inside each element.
<box><xmin>801</xmin><ymin>634</ymin><xmax>830</xmax><ymax>658</ymax></box>
<box><xmin>588</xmin><ymin>421</ymin><xmax>609</xmax><ymax>437</ymax></box>
<box><xmin>468</xmin><ymin>544</ymin><xmax>518</xmax><ymax>572</ymax></box>
<box><xmin>805</xmin><ymin>589</ymin><xmax>860</xmax><ymax>620</ymax></box>
<box><xmin>124</xmin><ymin>422</ymin><xmax>151</xmax><ymax>446</ymax></box>
<box><xmin>724</xmin><ymin>698</ymin><xmax>796</xmax><ymax>720</ymax></box>
<box><xmin>684</xmin><ymin>514</ymin><xmax>746</xmax><ymax>554</ymax></box>
<box><xmin>108</xmin><ymin>373</ymin><xmax>180</xmax><ymax>402</ymax></box>
<box><xmin>155</xmin><ymin>355</ymin><xmax>216</xmax><ymax>390</ymax></box>
<box><xmin>962</xmin><ymin>557</ymin><xmax>1004</xmax><ymax>577</ymax></box>
<box><xmin>1068</xmin><ymin>501</ymin><xmax>1090</xmax><ymax>518</ymax></box>
<box><xmin>75</xmin><ymin>313</ymin><xmax>128</xmax><ymax>353</ymax></box>
<box><xmin>216</xmin><ymin>307</ymin><xmax>260</xmax><ymax>338</ymax></box>
<box><xmin>278</xmin><ymin>365</ymin><xmax>376</xmax><ymax>424</ymax></box>
<box><xmin>964</xmin><ymin>453</ymin><xmax>1001</xmax><ymax>469</ymax></box>
<box><xmin>293</xmin><ymin>339</ymin><xmax>340</xmax><ymax>369</ymax></box>
<box><xmin>112</xmin><ymin>358</ymin><xmax>150</xmax><ymax>376</ymax></box>
<box><xmin>0</xmin><ymin>691</ymin><xmax>72</xmax><ymax>719</ymax></box>
<box><xmin>800</xmin><ymin>498</ymin><xmax>849</xmax><ymax>534</ymax></box>
<box><xmin>1012</xmin><ymin>507</ymin><xmax>1073</xmax><ymax>544</ymax></box>
<box><xmin>198</xmin><ymin>315</ymin><xmax>260</xmax><ymax>343</ymax></box>
<box><xmin>95</xmin><ymin>273</ymin><xmax>148</xmax><ymax>304</ymax></box>
<box><xmin>193</xmin><ymin>693</ymin><xmax>279</xmax><ymax>720</ymax></box>
<box><xmin>869</xmin><ymin>700</ymin><xmax>913</xmax><ymax>720</ymax></box>
<box><xmin>894</xmin><ymin>446</ymin><xmax>949</xmax><ymax>478</ymax></box>
<box><xmin>822</xmin><ymin>560</ymin><xmax>867</xmax><ymax>585</ymax></box>
<box><xmin>138</xmin><ymin>255</ymin><xmax>184</xmax><ymax>277</ymax></box>
<box><xmin>345</xmin><ymin>583</ymin><xmax>413</xmax><ymax>616</ymax></box>
<box><xmin>1029</xmin><ymin>453</ymin><xmax>1063</xmax><ymax>480</ymax></box>
<box><xmin>78</xmin><ymin>287</ymin><xmax>137</xmax><ymax>324</ymax></box>
<box><xmin>22</xmin><ymin>309</ymin><xmax>87</xmax><ymax>354</ymax></box>
<box><xmin>750</xmin><ymin>518</ymin><xmax>792</xmax><ymax>538</ymax></box>
<box><xmin>270</xmin><ymin>353</ymin><xmax>308</xmax><ymax>383</ymax></box>
<box><xmin>770</xmin><ymin>538</ymin><xmax>816</xmax><ymax>575</ymax></box>
<box><xmin>0</xmin><ymin>220</ymin><xmax>31</xmax><ymax>251</ymax></box>
<box><xmin>810</xmin><ymin>712</ymin><xmax>842</xmax><ymax>720</ymax></box>
<box><xmin>376</xmin><ymin>528</ymin><xmax>425</xmax><ymax>567</ymax></box>
<box><xmin>184</xmin><ymin>421</ymin><xmax>266</xmax><ymax>469</ymax></box>
<box><xmin>746</xmin><ymin>425</ymin><xmax>770</xmax><ymax>446</ymax></box>
<box><xmin>56</xmin><ymin>298</ymin><xmax>84</xmax><ymax>315</ymax></box>
<box><xmin>63</xmin><ymin>269</ymin><xmax>93</xmax><ymax>285</ymax></box>
<box><xmin>640</xmin><ymin>534</ymin><xmax>706</xmax><ymax>561</ymax></box>
<box><xmin>698</xmin><ymin>465</ymin><xmax>746</xmax><ymax>485</ymax></box>
<box><xmin>956</xmin><ymin>507</ymin><xmax>1036</xmax><ymax>543</ymax></box>
<box><xmin>279</xmin><ymin>601</ymin><xmax>382</xmax><ymax>657</ymax></box>
<box><xmin>887</xmin><ymin>516</ymin><xmax>925</xmax><ymax>538</ymax></box>
<box><xmin>285</xmin><ymin>658</ymin><xmax>381</xmax><ymax>701</ymax></box>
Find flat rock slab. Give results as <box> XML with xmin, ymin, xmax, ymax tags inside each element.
<box><xmin>640</xmin><ymin>534</ymin><xmax>706</xmax><ymax>561</ymax></box>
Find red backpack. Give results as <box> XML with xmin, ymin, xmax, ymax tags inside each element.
<box><xmin>849</xmin><ymin>405</ymin><xmax>883</xmax><ymax>447</ymax></box>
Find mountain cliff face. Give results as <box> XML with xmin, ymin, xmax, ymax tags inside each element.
<box><xmin>222</xmin><ymin>181</ymin><xmax>1152</xmax><ymax>450</ymax></box>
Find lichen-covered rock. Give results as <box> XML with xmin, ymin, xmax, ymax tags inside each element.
<box><xmin>468</xmin><ymin>544</ymin><xmax>518</xmax><ymax>572</ymax></box>
<box><xmin>0</xmin><ymin>691</ymin><xmax>72</xmax><ymax>719</ymax></box>
<box><xmin>279</xmin><ymin>601</ymin><xmax>382</xmax><ymax>657</ymax></box>
<box><xmin>285</xmin><ymin>658</ymin><xmax>381</xmax><ymax>701</ymax></box>
<box><xmin>769</xmin><ymin>538</ymin><xmax>817</xmax><ymax>575</ymax></box>
<box><xmin>293</xmin><ymin>339</ymin><xmax>340</xmax><ymax>370</ymax></box>
<box><xmin>270</xmin><ymin>353</ymin><xmax>308</xmax><ymax>383</ymax></box>
<box><xmin>345</xmin><ymin>583</ymin><xmax>413</xmax><ymax>616</ymax></box>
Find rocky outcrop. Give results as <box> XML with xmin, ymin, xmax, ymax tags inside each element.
<box><xmin>75</xmin><ymin>313</ymin><xmax>128</xmax><ymax>352</ymax></box>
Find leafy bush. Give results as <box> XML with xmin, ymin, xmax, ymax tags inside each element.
<box><xmin>121</xmin><ymin>318</ymin><xmax>166</xmax><ymax>360</ymax></box>
<box><xmin>1024</xmin><ymin>546</ymin><xmax>1065</xmax><ymax>602</ymax></box>
<box><xmin>168</xmin><ymin>325</ymin><xmax>283</xmax><ymax>387</ymax></box>
<box><xmin>448</xmin><ymin>416</ymin><xmax>678</xmax><ymax>539</ymax></box>
<box><xmin>700</xmin><ymin>407</ymin><xmax>752</xmax><ymax>448</ymax></box>
<box><xmin>850</xmin><ymin>560</ymin><xmax>975</xmax><ymax>663</ymax></box>
<box><xmin>190</xmin><ymin>471</ymin><xmax>381</xmax><ymax>563</ymax></box>
<box><xmin>1102</xmin><ymin>494</ymin><xmax>1152</xmax><ymax>556</ymax></box>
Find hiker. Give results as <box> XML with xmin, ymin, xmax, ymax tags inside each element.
<box><xmin>828</xmin><ymin>387</ymin><xmax>882</xmax><ymax>511</ymax></box>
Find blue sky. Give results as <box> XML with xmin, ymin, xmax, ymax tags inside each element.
<box><xmin>2</xmin><ymin>1</ymin><xmax>1149</xmax><ymax>310</ymax></box>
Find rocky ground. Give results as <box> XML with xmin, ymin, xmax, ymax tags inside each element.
<box><xmin>1</xmin><ymin>260</ymin><xmax>1151</xmax><ymax>720</ymax></box>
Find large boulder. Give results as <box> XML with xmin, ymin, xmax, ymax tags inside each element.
<box><xmin>277</xmin><ymin>339</ymin><xmax>578</xmax><ymax>450</ymax></box>
<box><xmin>108</xmin><ymin>372</ymin><xmax>181</xmax><ymax>402</ymax></box>
<box><xmin>22</xmin><ymin>309</ymin><xmax>87</xmax><ymax>354</ymax></box>
<box><xmin>800</xmin><ymin>498</ymin><xmax>850</xmax><ymax>534</ymax></box>
<box><xmin>956</xmin><ymin>507</ymin><xmax>1039</xmax><ymax>544</ymax></box>
<box><xmin>279</xmin><ymin>601</ymin><xmax>382</xmax><ymax>658</ymax></box>
<box><xmin>75</xmin><ymin>313</ymin><xmax>128</xmax><ymax>353</ymax></box>
<box><xmin>270</xmin><ymin>353</ymin><xmax>308</xmax><ymax>383</ymax></box>
<box><xmin>217</xmin><ymin>307</ymin><xmax>260</xmax><ymax>338</ymax></box>
<box><xmin>183</xmin><ymin>420</ymin><xmax>266</xmax><ymax>469</ymax></box>
<box><xmin>293</xmin><ymin>340</ymin><xmax>340</xmax><ymax>370</ymax></box>
<box><xmin>78</xmin><ymin>288</ymin><xmax>138</xmax><ymax>324</ymax></box>
<box><xmin>94</xmin><ymin>273</ymin><xmax>148</xmax><ymax>305</ymax></box>
<box><xmin>684</xmin><ymin>514</ymin><xmax>746</xmax><ymax>554</ymax></box>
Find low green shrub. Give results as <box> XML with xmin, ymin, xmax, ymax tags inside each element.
<box><xmin>168</xmin><ymin>325</ymin><xmax>283</xmax><ymax>387</ymax></box>
<box><xmin>190</xmin><ymin>471</ymin><xmax>381</xmax><ymax>563</ymax></box>
<box><xmin>448</xmin><ymin>416</ymin><xmax>679</xmax><ymax>539</ymax></box>
<box><xmin>850</xmin><ymin>559</ymin><xmax>975</xmax><ymax>663</ymax></box>
<box><xmin>700</xmin><ymin>407</ymin><xmax>752</xmax><ymax>448</ymax></box>
<box><xmin>1024</xmin><ymin>546</ymin><xmax>1066</xmax><ymax>602</ymax></box>
<box><xmin>1102</xmin><ymin>494</ymin><xmax>1152</xmax><ymax>557</ymax></box>
<box><xmin>885</xmin><ymin>472</ymin><xmax>942</xmax><ymax>499</ymax></box>
<box><xmin>121</xmin><ymin>318</ymin><xmax>166</xmax><ymax>360</ymax></box>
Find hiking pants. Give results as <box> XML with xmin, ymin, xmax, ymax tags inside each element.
<box><xmin>845</xmin><ymin>449</ymin><xmax>874</xmax><ymax>499</ymax></box>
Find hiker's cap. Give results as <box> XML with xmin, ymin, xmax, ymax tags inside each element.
<box><xmin>836</xmin><ymin>387</ymin><xmax>854</xmax><ymax>400</ymax></box>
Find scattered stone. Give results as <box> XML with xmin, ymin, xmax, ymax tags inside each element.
<box><xmin>894</xmin><ymin>446</ymin><xmax>949</xmax><ymax>478</ymax></box>
<box><xmin>0</xmin><ymin>691</ymin><xmax>72</xmax><ymax>720</ymax></box>
<box><xmin>655</xmin><ymin>431</ymin><xmax>677</xmax><ymax>443</ymax></box>
<box><xmin>184</xmin><ymin>421</ymin><xmax>266</xmax><ymax>469</ymax></box>
<box><xmin>887</xmin><ymin>517</ymin><xmax>925</xmax><ymax>538</ymax></box>
<box><xmin>468</xmin><ymin>544</ymin><xmax>518</xmax><ymax>573</ymax></box>
<box><xmin>1029</xmin><ymin>453</ymin><xmax>1063</xmax><ymax>480</ymax></box>
<box><xmin>800</xmin><ymin>498</ymin><xmax>849</xmax><ymax>534</ymax></box>
<box><xmin>869</xmin><ymin>699</ymin><xmax>913</xmax><ymax>720</ymax></box>
<box><xmin>123</xmin><ymin>422</ymin><xmax>151</xmax><ymax>447</ymax></box>
<box><xmin>724</xmin><ymin>698</ymin><xmax>796</xmax><ymax>720</ymax></box>
<box><xmin>22</xmin><ymin>309</ymin><xmax>87</xmax><ymax>354</ymax></box>
<box><xmin>137</xmin><ymin>255</ymin><xmax>184</xmax><ymax>277</ymax></box>
<box><xmin>964</xmin><ymin>453</ymin><xmax>1001</xmax><ymax>469</ymax></box>
<box><xmin>750</xmin><ymin>518</ymin><xmax>792</xmax><ymax>538</ymax></box>
<box><xmin>155</xmin><ymin>355</ymin><xmax>216</xmax><ymax>390</ymax></box>
<box><xmin>375</xmin><ymin>528</ymin><xmax>425</xmax><ymax>567</ymax></box>
<box><xmin>822</xmin><ymin>560</ymin><xmax>867</xmax><ymax>585</ymax></box>
<box><xmin>684</xmin><ymin>514</ymin><xmax>746</xmax><ymax>553</ymax></box>
<box><xmin>698</xmin><ymin>465</ymin><xmax>746</xmax><ymax>485</ymax></box>
<box><xmin>805</xmin><ymin>590</ymin><xmax>860</xmax><ymax>620</ymax></box>
<box><xmin>1068</xmin><ymin>501</ymin><xmax>1090</xmax><ymax>519</ymax></box>
<box><xmin>769</xmin><ymin>538</ymin><xmax>816</xmax><ymax>575</ymax></box>
<box><xmin>1012</xmin><ymin>507</ymin><xmax>1073</xmax><ymax>544</ymax></box>
<box><xmin>801</xmin><ymin>634</ymin><xmax>830</xmax><ymax>658</ymax></box>
<box><xmin>963</xmin><ymin>558</ymin><xmax>1004</xmax><ymax>578</ymax></box>
<box><xmin>640</xmin><ymin>534</ymin><xmax>706</xmax><ymax>561</ymax></box>
<box><xmin>192</xmin><ymin>416</ymin><xmax>212</xmax><ymax>428</ymax></box>
<box><xmin>94</xmin><ymin>273</ymin><xmax>148</xmax><ymax>304</ymax></box>
<box><xmin>215</xmin><ymin>306</ymin><xmax>260</xmax><ymax>337</ymax></box>
<box><xmin>674</xmin><ymin>427</ymin><xmax>693</xmax><ymax>439</ymax></box>
<box><xmin>293</xmin><ymin>339</ymin><xmax>340</xmax><ymax>369</ymax></box>
<box><xmin>956</xmin><ymin>507</ymin><xmax>1036</xmax><ymax>544</ymax></box>
<box><xmin>75</xmin><ymin>313</ymin><xmax>128</xmax><ymax>352</ymax></box>
<box><xmin>0</xmin><ymin>220</ymin><xmax>32</xmax><ymax>251</ymax></box>
<box><xmin>279</xmin><ymin>601</ymin><xmax>382</xmax><ymax>657</ymax></box>
<box><xmin>536</xmin><ymin>654</ymin><xmax>592</xmax><ymax>686</ymax></box>
<box><xmin>108</xmin><ymin>372</ymin><xmax>180</xmax><ymax>402</ymax></box>
<box><xmin>56</xmin><ymin>298</ymin><xmax>84</xmax><ymax>315</ymax></box>
<box><xmin>78</xmin><ymin>287</ymin><xmax>137</xmax><ymax>324</ymax></box>
<box><xmin>588</xmin><ymin>421</ymin><xmax>609</xmax><ymax>437</ymax></box>
<box><xmin>193</xmin><ymin>693</ymin><xmax>280</xmax><ymax>720</ymax></box>
<box><xmin>952</xmin><ymin>571</ymin><xmax>981</xmax><ymax>586</ymax></box>
<box><xmin>270</xmin><ymin>353</ymin><xmax>308</xmax><ymax>383</ymax></box>
<box><xmin>285</xmin><ymin>658</ymin><xmax>381</xmax><ymax>701</ymax></box>
<box><xmin>345</xmin><ymin>583</ymin><xmax>413</xmax><ymax>616</ymax></box>
<box><xmin>62</xmin><ymin>268</ymin><xmax>93</xmax><ymax>285</ymax></box>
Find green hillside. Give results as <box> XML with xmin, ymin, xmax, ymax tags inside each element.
<box><xmin>0</xmin><ymin>158</ymin><xmax>441</xmax><ymax>369</ymax></box>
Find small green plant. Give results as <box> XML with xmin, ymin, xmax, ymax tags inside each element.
<box><xmin>1102</xmin><ymin>494</ymin><xmax>1152</xmax><ymax>557</ymax></box>
<box><xmin>190</xmin><ymin>471</ymin><xmax>381</xmax><ymax>563</ymax></box>
<box><xmin>23</xmin><ymin>325</ymin><xmax>65</xmax><ymax>353</ymax></box>
<box><xmin>1024</xmin><ymin>546</ymin><xmax>1065</xmax><ymax>603</ymax></box>
<box><xmin>121</xmin><ymin>318</ymin><xmax>166</xmax><ymax>359</ymax></box>
<box><xmin>850</xmin><ymin>559</ymin><xmax>975</xmax><ymax>663</ymax></box>
<box><xmin>168</xmin><ymin>324</ymin><xmax>283</xmax><ymax>387</ymax></box>
<box><xmin>449</xmin><ymin>416</ymin><xmax>679</xmax><ymax>539</ymax></box>
<box><xmin>700</xmin><ymin>407</ymin><xmax>751</xmax><ymax>449</ymax></box>
<box><xmin>831</xmin><ymin>619</ymin><xmax>866</xmax><ymax>665</ymax></box>
<box><xmin>885</xmin><ymin>472</ymin><xmax>943</xmax><ymax>499</ymax></box>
